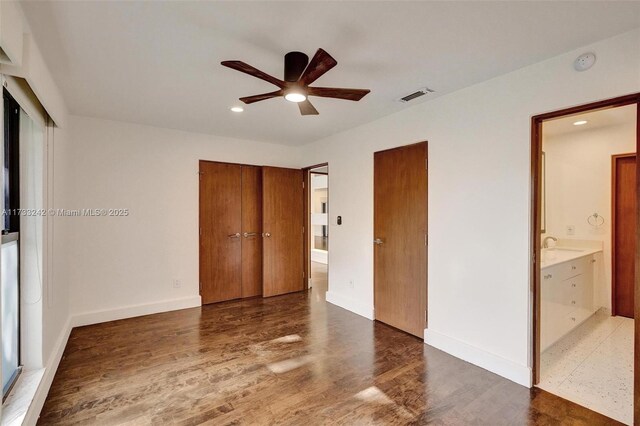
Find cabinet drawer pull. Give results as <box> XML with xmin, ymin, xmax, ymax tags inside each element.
<box><xmin>571</xmin><ymin>317</ymin><xmax>576</xmax><ymax>321</ymax></box>
<box><xmin>591</xmin><ymin>259</ymin><xmax>596</xmax><ymax>263</ymax></box>
<box><xmin>571</xmin><ymin>300</ymin><xmax>576</xmax><ymax>305</ymax></box>
<box><xmin>571</xmin><ymin>266</ymin><xmax>577</xmax><ymax>270</ymax></box>
<box><xmin>572</xmin><ymin>283</ymin><xmax>576</xmax><ymax>288</ymax></box>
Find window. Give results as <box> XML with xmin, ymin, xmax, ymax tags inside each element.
<box><xmin>2</xmin><ymin>88</ymin><xmax>21</xmax><ymax>399</ymax></box>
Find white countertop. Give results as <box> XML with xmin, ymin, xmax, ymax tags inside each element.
<box><xmin>540</xmin><ymin>246</ymin><xmax>602</xmax><ymax>269</ymax></box>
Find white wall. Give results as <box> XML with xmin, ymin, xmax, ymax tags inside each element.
<box><xmin>298</xmin><ymin>29</ymin><xmax>640</xmax><ymax>386</ymax></box>
<box><xmin>544</xmin><ymin>118</ymin><xmax>637</xmax><ymax>310</ymax></box>
<box><xmin>65</xmin><ymin>116</ymin><xmax>301</xmax><ymax>323</ymax></box>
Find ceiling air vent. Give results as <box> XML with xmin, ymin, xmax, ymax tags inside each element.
<box><xmin>398</xmin><ymin>87</ymin><xmax>435</xmax><ymax>103</ymax></box>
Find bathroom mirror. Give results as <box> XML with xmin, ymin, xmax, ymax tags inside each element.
<box><xmin>541</xmin><ymin>151</ymin><xmax>546</xmax><ymax>234</ymax></box>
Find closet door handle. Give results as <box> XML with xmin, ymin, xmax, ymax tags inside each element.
<box><xmin>263</xmin><ymin>232</ymin><xmax>271</xmax><ymax>238</ymax></box>
<box><xmin>243</xmin><ymin>232</ymin><xmax>258</xmax><ymax>238</ymax></box>
<box><xmin>228</xmin><ymin>233</ymin><xmax>241</xmax><ymax>238</ymax></box>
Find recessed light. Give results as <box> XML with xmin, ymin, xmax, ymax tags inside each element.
<box><xmin>230</xmin><ymin>106</ymin><xmax>244</xmax><ymax>112</ymax></box>
<box><xmin>573</xmin><ymin>120</ymin><xmax>588</xmax><ymax>126</ymax></box>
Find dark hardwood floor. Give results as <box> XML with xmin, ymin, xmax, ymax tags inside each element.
<box><xmin>39</xmin><ymin>273</ymin><xmax>620</xmax><ymax>425</ymax></box>
<box><xmin>311</xmin><ymin>261</ymin><xmax>328</xmax><ymax>296</ymax></box>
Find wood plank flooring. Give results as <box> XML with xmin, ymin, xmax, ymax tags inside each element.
<box><xmin>39</xmin><ymin>282</ymin><xmax>620</xmax><ymax>425</ymax></box>
<box><xmin>310</xmin><ymin>261</ymin><xmax>327</xmax><ymax>296</ymax></box>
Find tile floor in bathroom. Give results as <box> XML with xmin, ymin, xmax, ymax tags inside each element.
<box><xmin>538</xmin><ymin>309</ymin><xmax>633</xmax><ymax>425</ymax></box>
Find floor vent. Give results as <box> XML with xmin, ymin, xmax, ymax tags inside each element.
<box><xmin>398</xmin><ymin>87</ymin><xmax>435</xmax><ymax>103</ymax></box>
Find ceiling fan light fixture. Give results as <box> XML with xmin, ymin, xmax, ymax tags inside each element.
<box><xmin>284</xmin><ymin>91</ymin><xmax>307</xmax><ymax>103</ymax></box>
<box><xmin>221</xmin><ymin>48</ymin><xmax>370</xmax><ymax>115</ymax></box>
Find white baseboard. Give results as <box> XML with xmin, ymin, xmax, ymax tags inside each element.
<box><xmin>23</xmin><ymin>317</ymin><xmax>72</xmax><ymax>426</ymax></box>
<box><xmin>71</xmin><ymin>296</ymin><xmax>202</xmax><ymax>327</ymax></box>
<box><xmin>326</xmin><ymin>291</ymin><xmax>374</xmax><ymax>320</ymax></box>
<box><xmin>424</xmin><ymin>328</ymin><xmax>532</xmax><ymax>388</ymax></box>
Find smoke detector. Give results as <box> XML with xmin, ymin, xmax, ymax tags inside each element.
<box><xmin>574</xmin><ymin>53</ymin><xmax>596</xmax><ymax>72</ymax></box>
<box><xmin>398</xmin><ymin>87</ymin><xmax>435</xmax><ymax>103</ymax></box>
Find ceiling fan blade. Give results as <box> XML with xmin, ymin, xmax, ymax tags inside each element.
<box><xmin>239</xmin><ymin>90</ymin><xmax>284</xmax><ymax>104</ymax></box>
<box><xmin>221</xmin><ymin>61</ymin><xmax>285</xmax><ymax>88</ymax></box>
<box><xmin>298</xmin><ymin>99</ymin><xmax>319</xmax><ymax>116</ymax></box>
<box><xmin>307</xmin><ymin>87</ymin><xmax>370</xmax><ymax>101</ymax></box>
<box><xmin>298</xmin><ymin>49</ymin><xmax>337</xmax><ymax>86</ymax></box>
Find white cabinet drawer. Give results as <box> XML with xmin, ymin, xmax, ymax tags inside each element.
<box><xmin>550</xmin><ymin>256</ymin><xmax>591</xmax><ymax>281</ymax></box>
<box><xmin>560</xmin><ymin>276</ymin><xmax>580</xmax><ymax>307</ymax></box>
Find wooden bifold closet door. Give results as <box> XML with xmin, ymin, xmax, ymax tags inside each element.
<box><xmin>262</xmin><ymin>166</ymin><xmax>304</xmax><ymax>297</ymax></box>
<box><xmin>199</xmin><ymin>161</ymin><xmax>243</xmax><ymax>304</ymax></box>
<box><xmin>200</xmin><ymin>162</ymin><xmax>305</xmax><ymax>304</ymax></box>
<box><xmin>241</xmin><ymin>166</ymin><xmax>263</xmax><ymax>298</ymax></box>
<box><xmin>199</xmin><ymin>161</ymin><xmax>263</xmax><ymax>304</ymax></box>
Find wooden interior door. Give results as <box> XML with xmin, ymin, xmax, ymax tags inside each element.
<box><xmin>262</xmin><ymin>166</ymin><xmax>304</xmax><ymax>297</ymax></box>
<box><xmin>199</xmin><ymin>161</ymin><xmax>242</xmax><ymax>304</ymax></box>
<box><xmin>241</xmin><ymin>165</ymin><xmax>263</xmax><ymax>298</ymax></box>
<box><xmin>613</xmin><ymin>153</ymin><xmax>637</xmax><ymax>318</ymax></box>
<box><xmin>374</xmin><ymin>142</ymin><xmax>428</xmax><ymax>338</ymax></box>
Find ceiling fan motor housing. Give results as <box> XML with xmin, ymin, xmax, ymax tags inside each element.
<box><xmin>284</xmin><ymin>51</ymin><xmax>309</xmax><ymax>82</ymax></box>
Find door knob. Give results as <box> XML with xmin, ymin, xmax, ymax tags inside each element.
<box><xmin>263</xmin><ymin>232</ymin><xmax>271</xmax><ymax>237</ymax></box>
<box><xmin>243</xmin><ymin>232</ymin><xmax>258</xmax><ymax>238</ymax></box>
<box><xmin>373</xmin><ymin>238</ymin><xmax>383</xmax><ymax>245</ymax></box>
<box><xmin>228</xmin><ymin>233</ymin><xmax>241</xmax><ymax>238</ymax></box>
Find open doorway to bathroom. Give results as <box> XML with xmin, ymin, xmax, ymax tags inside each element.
<box><xmin>531</xmin><ymin>95</ymin><xmax>640</xmax><ymax>425</ymax></box>
<box><xmin>304</xmin><ymin>164</ymin><xmax>328</xmax><ymax>299</ymax></box>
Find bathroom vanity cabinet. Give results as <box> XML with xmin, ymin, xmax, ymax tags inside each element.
<box><xmin>540</xmin><ymin>251</ymin><xmax>598</xmax><ymax>352</ymax></box>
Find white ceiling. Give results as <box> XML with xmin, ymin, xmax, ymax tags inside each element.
<box><xmin>543</xmin><ymin>103</ymin><xmax>637</xmax><ymax>138</ymax></box>
<box><xmin>21</xmin><ymin>1</ymin><xmax>640</xmax><ymax>146</ymax></box>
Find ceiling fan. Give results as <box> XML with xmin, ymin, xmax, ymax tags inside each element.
<box><xmin>221</xmin><ymin>49</ymin><xmax>370</xmax><ymax>115</ymax></box>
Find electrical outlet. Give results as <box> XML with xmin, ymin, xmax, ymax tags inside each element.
<box><xmin>566</xmin><ymin>225</ymin><xmax>575</xmax><ymax>236</ymax></box>
<box><xmin>173</xmin><ymin>279</ymin><xmax>182</xmax><ymax>288</ymax></box>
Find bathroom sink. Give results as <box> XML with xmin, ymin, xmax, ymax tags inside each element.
<box><xmin>544</xmin><ymin>247</ymin><xmax>584</xmax><ymax>252</ymax></box>
<box><xmin>540</xmin><ymin>245</ymin><xmax>596</xmax><ymax>268</ymax></box>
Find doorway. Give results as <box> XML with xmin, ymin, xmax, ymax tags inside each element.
<box><xmin>531</xmin><ymin>95</ymin><xmax>640</xmax><ymax>424</ymax></box>
<box><xmin>373</xmin><ymin>142</ymin><xmax>427</xmax><ymax>338</ymax></box>
<box><xmin>304</xmin><ymin>164</ymin><xmax>329</xmax><ymax>298</ymax></box>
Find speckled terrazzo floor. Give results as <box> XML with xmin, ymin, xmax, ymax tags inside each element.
<box><xmin>539</xmin><ymin>309</ymin><xmax>633</xmax><ymax>425</ymax></box>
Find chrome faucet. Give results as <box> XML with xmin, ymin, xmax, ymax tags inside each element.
<box><xmin>542</xmin><ymin>236</ymin><xmax>558</xmax><ymax>249</ymax></box>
